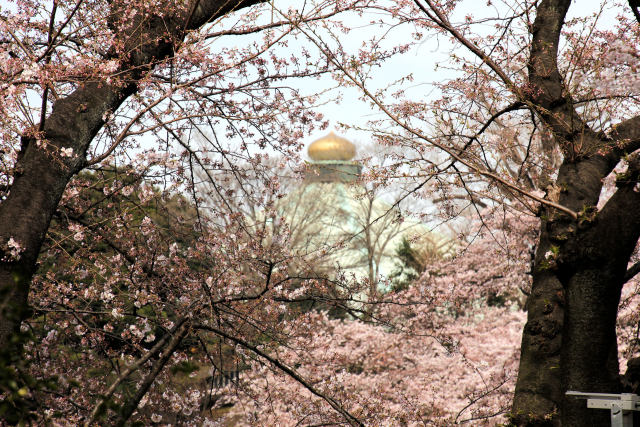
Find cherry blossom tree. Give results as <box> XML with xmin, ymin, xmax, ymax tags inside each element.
<box><xmin>195</xmin><ymin>208</ymin><xmax>535</xmax><ymax>426</ymax></box>
<box><xmin>0</xmin><ymin>0</ymin><xmax>398</xmax><ymax>423</ymax></box>
<box><xmin>7</xmin><ymin>0</ymin><xmax>640</xmax><ymax>425</ymax></box>
<box><xmin>0</xmin><ymin>0</ymin><xmax>408</xmax><ymax>352</ymax></box>
<box><xmin>293</xmin><ymin>0</ymin><xmax>640</xmax><ymax>424</ymax></box>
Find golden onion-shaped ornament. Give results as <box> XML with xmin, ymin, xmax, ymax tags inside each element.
<box><xmin>308</xmin><ymin>132</ymin><xmax>356</xmax><ymax>161</ymax></box>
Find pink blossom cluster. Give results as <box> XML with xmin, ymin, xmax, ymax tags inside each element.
<box><xmin>213</xmin><ymin>308</ymin><xmax>524</xmax><ymax>426</ymax></box>
<box><xmin>198</xmin><ymin>210</ymin><xmax>534</xmax><ymax>426</ymax></box>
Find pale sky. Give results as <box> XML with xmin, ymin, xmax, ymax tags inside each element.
<box><xmin>295</xmin><ymin>0</ymin><xmax>622</xmax><ymax>147</ymax></box>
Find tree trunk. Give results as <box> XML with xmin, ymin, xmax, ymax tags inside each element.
<box><xmin>513</xmin><ymin>228</ymin><xmax>622</xmax><ymax>426</ymax></box>
<box><xmin>413</xmin><ymin>0</ymin><xmax>640</xmax><ymax>423</ymax></box>
<box><xmin>560</xmin><ymin>267</ymin><xmax>621</xmax><ymax>426</ymax></box>
<box><xmin>0</xmin><ymin>82</ymin><xmax>132</xmax><ymax>351</ymax></box>
<box><xmin>513</xmin><ymin>162</ymin><xmax>640</xmax><ymax>425</ymax></box>
<box><xmin>507</xmin><ymin>0</ymin><xmax>640</xmax><ymax>422</ymax></box>
<box><xmin>511</xmin><ymin>263</ymin><xmax>564</xmax><ymax>425</ymax></box>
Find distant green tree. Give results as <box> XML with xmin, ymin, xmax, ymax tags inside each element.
<box><xmin>390</xmin><ymin>236</ymin><xmax>444</xmax><ymax>292</ymax></box>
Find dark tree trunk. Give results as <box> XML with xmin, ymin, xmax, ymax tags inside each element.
<box><xmin>511</xmin><ymin>264</ymin><xmax>564</xmax><ymax>425</ymax></box>
<box><xmin>0</xmin><ymin>82</ymin><xmax>132</xmax><ymax>351</ymax></box>
<box><xmin>512</xmin><ymin>158</ymin><xmax>640</xmax><ymax>425</ymax></box>
<box><xmin>508</xmin><ymin>0</ymin><xmax>640</xmax><ymax>423</ymax></box>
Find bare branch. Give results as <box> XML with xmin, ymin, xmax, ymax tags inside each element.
<box><xmin>414</xmin><ymin>0</ymin><xmax>519</xmax><ymax>93</ymax></box>
<box><xmin>625</xmin><ymin>260</ymin><xmax>640</xmax><ymax>283</ymax></box>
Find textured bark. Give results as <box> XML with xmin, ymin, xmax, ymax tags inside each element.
<box><xmin>0</xmin><ymin>82</ymin><xmax>133</xmax><ymax>352</ymax></box>
<box><xmin>513</xmin><ymin>158</ymin><xmax>640</xmax><ymax>426</ymax></box>
<box><xmin>511</xmin><ymin>0</ymin><xmax>640</xmax><ymax>424</ymax></box>
<box><xmin>0</xmin><ymin>0</ymin><xmax>265</xmax><ymax>353</ymax></box>
<box><xmin>511</xmin><ymin>267</ymin><xmax>564</xmax><ymax>425</ymax></box>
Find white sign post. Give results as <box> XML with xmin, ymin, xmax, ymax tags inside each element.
<box><xmin>566</xmin><ymin>391</ymin><xmax>640</xmax><ymax>427</ymax></box>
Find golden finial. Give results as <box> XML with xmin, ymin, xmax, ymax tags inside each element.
<box><xmin>308</xmin><ymin>132</ymin><xmax>356</xmax><ymax>161</ymax></box>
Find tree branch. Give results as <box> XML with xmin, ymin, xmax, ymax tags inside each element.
<box><xmin>0</xmin><ymin>0</ymin><xmax>270</xmax><ymax>354</ymax></box>
<box><xmin>114</xmin><ymin>320</ymin><xmax>191</xmax><ymax>426</ymax></box>
<box><xmin>84</xmin><ymin>318</ymin><xmax>189</xmax><ymax>426</ymax></box>
<box><xmin>629</xmin><ymin>0</ymin><xmax>640</xmax><ymax>24</ymax></box>
<box><xmin>625</xmin><ymin>260</ymin><xmax>640</xmax><ymax>283</ymax></box>
<box><xmin>526</xmin><ymin>0</ymin><xmax>601</xmax><ymax>159</ymax></box>
<box><xmin>414</xmin><ymin>0</ymin><xmax>519</xmax><ymax>93</ymax></box>
<box><xmin>290</xmin><ymin>19</ymin><xmax>579</xmax><ymax>219</ymax></box>
<box><xmin>610</xmin><ymin>115</ymin><xmax>640</xmax><ymax>156</ymax></box>
<box><xmin>195</xmin><ymin>324</ymin><xmax>365</xmax><ymax>427</ymax></box>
